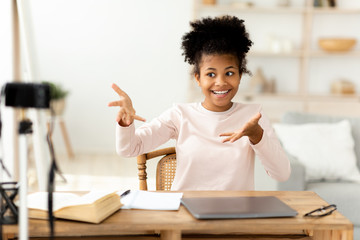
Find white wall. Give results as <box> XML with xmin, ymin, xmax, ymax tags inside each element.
<box><xmin>20</xmin><ymin>0</ymin><xmax>193</xmax><ymax>154</ymax></box>
<box><xmin>0</xmin><ymin>0</ymin><xmax>18</xmax><ymax>181</ymax></box>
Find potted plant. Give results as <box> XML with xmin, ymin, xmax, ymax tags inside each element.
<box><xmin>43</xmin><ymin>81</ymin><xmax>69</xmax><ymax>116</ymax></box>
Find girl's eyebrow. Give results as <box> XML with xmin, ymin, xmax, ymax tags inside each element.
<box><xmin>205</xmin><ymin>66</ymin><xmax>238</xmax><ymax>71</ymax></box>
<box><xmin>205</xmin><ymin>67</ymin><xmax>216</xmax><ymax>71</ymax></box>
<box><xmin>225</xmin><ymin>66</ymin><xmax>237</xmax><ymax>69</ymax></box>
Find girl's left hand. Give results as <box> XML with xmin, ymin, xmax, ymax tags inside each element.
<box><xmin>220</xmin><ymin>112</ymin><xmax>264</xmax><ymax>144</ymax></box>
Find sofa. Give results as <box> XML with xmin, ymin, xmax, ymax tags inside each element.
<box><xmin>276</xmin><ymin>112</ymin><xmax>360</xmax><ymax>240</ymax></box>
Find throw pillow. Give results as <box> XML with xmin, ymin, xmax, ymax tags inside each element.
<box><xmin>273</xmin><ymin>120</ymin><xmax>360</xmax><ymax>182</ymax></box>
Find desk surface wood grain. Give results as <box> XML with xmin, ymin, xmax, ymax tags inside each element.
<box><xmin>2</xmin><ymin>191</ymin><xmax>353</xmax><ymax>240</ymax></box>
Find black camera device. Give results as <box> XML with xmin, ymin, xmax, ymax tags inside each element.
<box><xmin>1</xmin><ymin>82</ymin><xmax>51</xmax><ymax>109</ymax></box>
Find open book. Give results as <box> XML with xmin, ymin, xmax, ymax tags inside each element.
<box><xmin>27</xmin><ymin>191</ymin><xmax>123</xmax><ymax>224</ymax></box>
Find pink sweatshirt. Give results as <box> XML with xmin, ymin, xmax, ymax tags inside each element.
<box><xmin>116</xmin><ymin>102</ymin><xmax>290</xmax><ymax>191</ymax></box>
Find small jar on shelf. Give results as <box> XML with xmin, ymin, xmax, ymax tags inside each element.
<box><xmin>202</xmin><ymin>0</ymin><xmax>216</xmax><ymax>5</ymax></box>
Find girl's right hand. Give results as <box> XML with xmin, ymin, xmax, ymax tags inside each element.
<box><xmin>108</xmin><ymin>83</ymin><xmax>146</xmax><ymax>127</ymax></box>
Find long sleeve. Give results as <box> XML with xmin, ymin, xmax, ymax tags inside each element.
<box><xmin>115</xmin><ymin>107</ymin><xmax>179</xmax><ymax>157</ymax></box>
<box><xmin>251</xmin><ymin>111</ymin><xmax>291</xmax><ymax>182</ymax></box>
<box><xmin>115</xmin><ymin>102</ymin><xmax>291</xmax><ymax>191</ymax></box>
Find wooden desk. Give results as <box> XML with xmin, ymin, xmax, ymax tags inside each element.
<box><xmin>2</xmin><ymin>191</ymin><xmax>353</xmax><ymax>240</ymax></box>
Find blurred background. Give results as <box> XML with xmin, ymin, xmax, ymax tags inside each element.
<box><xmin>1</xmin><ymin>0</ymin><xmax>360</xmax><ymax>191</ymax></box>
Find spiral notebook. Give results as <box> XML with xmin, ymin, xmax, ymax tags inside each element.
<box><xmin>181</xmin><ymin>196</ymin><xmax>298</xmax><ymax>219</ymax></box>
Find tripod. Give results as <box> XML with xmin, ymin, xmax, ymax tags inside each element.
<box><xmin>2</xmin><ymin>81</ymin><xmax>57</xmax><ymax>240</ymax></box>
<box><xmin>0</xmin><ymin>114</ymin><xmax>33</xmax><ymax>240</ymax></box>
<box><xmin>18</xmin><ymin>116</ymin><xmax>33</xmax><ymax>240</ymax></box>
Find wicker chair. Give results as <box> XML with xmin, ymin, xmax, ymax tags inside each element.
<box><xmin>136</xmin><ymin>147</ymin><xmax>176</xmax><ymax>191</ymax></box>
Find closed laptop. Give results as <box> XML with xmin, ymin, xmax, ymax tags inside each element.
<box><xmin>181</xmin><ymin>196</ymin><xmax>298</xmax><ymax>219</ymax></box>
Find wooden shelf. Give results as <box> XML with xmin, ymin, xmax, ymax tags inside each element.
<box><xmin>310</xmin><ymin>8</ymin><xmax>360</xmax><ymax>14</ymax></box>
<box><xmin>248</xmin><ymin>50</ymin><xmax>360</xmax><ymax>58</ymax></box>
<box><xmin>197</xmin><ymin>5</ymin><xmax>305</xmax><ymax>14</ymax></box>
<box><xmin>306</xmin><ymin>94</ymin><xmax>360</xmax><ymax>101</ymax></box>
<box><xmin>308</xmin><ymin>51</ymin><xmax>360</xmax><ymax>57</ymax></box>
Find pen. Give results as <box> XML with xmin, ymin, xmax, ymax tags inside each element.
<box><xmin>120</xmin><ymin>189</ymin><xmax>131</xmax><ymax>198</ymax></box>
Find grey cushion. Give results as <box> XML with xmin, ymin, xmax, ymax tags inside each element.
<box><xmin>277</xmin><ymin>155</ymin><xmax>306</xmax><ymax>191</ymax></box>
<box><xmin>307</xmin><ymin>181</ymin><xmax>360</xmax><ymax>226</ymax></box>
<box><xmin>282</xmin><ymin>112</ymin><xmax>360</xmax><ymax>169</ymax></box>
<box><xmin>355</xmin><ymin>227</ymin><xmax>360</xmax><ymax>240</ymax></box>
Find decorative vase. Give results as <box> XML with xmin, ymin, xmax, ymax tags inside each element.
<box><xmin>202</xmin><ymin>0</ymin><xmax>216</xmax><ymax>5</ymax></box>
<box><xmin>249</xmin><ymin>68</ymin><xmax>267</xmax><ymax>93</ymax></box>
<box><xmin>50</xmin><ymin>98</ymin><xmax>66</xmax><ymax>116</ymax></box>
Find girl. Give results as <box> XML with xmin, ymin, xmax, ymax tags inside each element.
<box><xmin>108</xmin><ymin>15</ymin><xmax>290</xmax><ymax>190</ymax></box>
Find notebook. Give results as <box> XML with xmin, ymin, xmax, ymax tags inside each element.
<box><xmin>181</xmin><ymin>196</ymin><xmax>298</xmax><ymax>219</ymax></box>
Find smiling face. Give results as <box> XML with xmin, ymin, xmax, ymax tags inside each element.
<box><xmin>195</xmin><ymin>54</ymin><xmax>242</xmax><ymax>112</ymax></box>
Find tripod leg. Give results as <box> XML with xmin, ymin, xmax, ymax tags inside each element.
<box><xmin>59</xmin><ymin>119</ymin><xmax>74</xmax><ymax>159</ymax></box>
<box><xmin>18</xmin><ymin>135</ymin><xmax>28</xmax><ymax>240</ymax></box>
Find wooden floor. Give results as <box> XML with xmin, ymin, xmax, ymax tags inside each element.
<box><xmin>28</xmin><ymin>152</ymin><xmax>158</xmax><ymax>192</ymax></box>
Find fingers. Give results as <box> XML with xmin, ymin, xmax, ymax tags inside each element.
<box><xmin>124</xmin><ymin>113</ymin><xmax>133</xmax><ymax>126</ymax></box>
<box><xmin>111</xmin><ymin>83</ymin><xmax>127</xmax><ymax>97</ymax></box>
<box><xmin>116</xmin><ymin>108</ymin><xmax>126</xmax><ymax>123</ymax></box>
<box><xmin>220</xmin><ymin>132</ymin><xmax>243</xmax><ymax>143</ymax></box>
<box><xmin>109</xmin><ymin>83</ymin><xmax>146</xmax><ymax>124</ymax></box>
<box><xmin>134</xmin><ymin>115</ymin><xmax>146</xmax><ymax>122</ymax></box>
<box><xmin>108</xmin><ymin>83</ymin><xmax>129</xmax><ymax>107</ymax></box>
<box><xmin>108</xmin><ymin>100</ymin><xmax>123</xmax><ymax>107</ymax></box>
<box><xmin>116</xmin><ymin>110</ymin><xmax>146</xmax><ymax>126</ymax></box>
<box><xmin>222</xmin><ymin>135</ymin><xmax>241</xmax><ymax>143</ymax></box>
<box><xmin>123</xmin><ymin>114</ymin><xmax>146</xmax><ymax>125</ymax></box>
<box><xmin>222</xmin><ymin>136</ymin><xmax>233</xmax><ymax>143</ymax></box>
<box><xmin>219</xmin><ymin>132</ymin><xmax>232</xmax><ymax>137</ymax></box>
<box><xmin>117</xmin><ymin>112</ymin><xmax>146</xmax><ymax>125</ymax></box>
<box><xmin>219</xmin><ymin>112</ymin><xmax>262</xmax><ymax>143</ymax></box>
<box><xmin>219</xmin><ymin>133</ymin><xmax>234</xmax><ymax>143</ymax></box>
<box><xmin>251</xmin><ymin>112</ymin><xmax>262</xmax><ymax>123</ymax></box>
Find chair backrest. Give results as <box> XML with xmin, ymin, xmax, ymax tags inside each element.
<box><xmin>137</xmin><ymin>147</ymin><xmax>176</xmax><ymax>191</ymax></box>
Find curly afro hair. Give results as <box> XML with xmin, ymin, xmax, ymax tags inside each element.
<box><xmin>181</xmin><ymin>15</ymin><xmax>253</xmax><ymax>75</ymax></box>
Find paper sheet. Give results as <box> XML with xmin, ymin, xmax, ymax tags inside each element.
<box><xmin>117</xmin><ymin>190</ymin><xmax>183</xmax><ymax>210</ymax></box>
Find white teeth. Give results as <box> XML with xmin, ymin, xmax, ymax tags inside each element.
<box><xmin>212</xmin><ymin>90</ymin><xmax>229</xmax><ymax>95</ymax></box>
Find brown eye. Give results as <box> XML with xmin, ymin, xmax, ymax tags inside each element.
<box><xmin>226</xmin><ymin>71</ymin><xmax>234</xmax><ymax>76</ymax></box>
<box><xmin>207</xmin><ymin>72</ymin><xmax>215</xmax><ymax>77</ymax></box>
